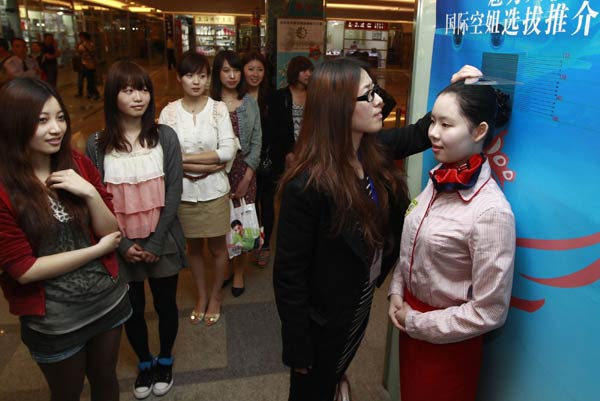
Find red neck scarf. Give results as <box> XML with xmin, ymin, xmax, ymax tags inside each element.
<box><xmin>430</xmin><ymin>153</ymin><xmax>486</xmax><ymax>192</ymax></box>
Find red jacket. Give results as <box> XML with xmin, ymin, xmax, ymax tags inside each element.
<box><xmin>0</xmin><ymin>151</ymin><xmax>119</xmax><ymax>316</ymax></box>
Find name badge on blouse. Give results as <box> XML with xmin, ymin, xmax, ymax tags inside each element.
<box><xmin>370</xmin><ymin>248</ymin><xmax>382</xmax><ymax>284</ymax></box>
<box><xmin>405</xmin><ymin>199</ymin><xmax>418</xmax><ymax>217</ymax></box>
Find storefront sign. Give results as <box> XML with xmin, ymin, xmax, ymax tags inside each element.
<box><xmin>345</xmin><ymin>21</ymin><xmax>388</xmax><ymax>31</ymax></box>
<box><xmin>194</xmin><ymin>15</ymin><xmax>235</xmax><ymax>25</ymax></box>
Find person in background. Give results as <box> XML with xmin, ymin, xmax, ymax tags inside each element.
<box><xmin>77</xmin><ymin>32</ymin><xmax>100</xmax><ymax>100</ymax></box>
<box><xmin>267</xmin><ymin>56</ymin><xmax>312</xmax><ymax>177</ymax></box>
<box><xmin>4</xmin><ymin>37</ymin><xmax>41</xmax><ymax>79</ymax></box>
<box><xmin>242</xmin><ymin>51</ymin><xmax>273</xmax><ymax>267</ymax></box>
<box><xmin>86</xmin><ymin>61</ymin><xmax>187</xmax><ymax>399</ymax></box>
<box><xmin>211</xmin><ymin>50</ymin><xmax>262</xmax><ymax>298</ymax></box>
<box><xmin>0</xmin><ymin>38</ymin><xmax>11</xmax><ymax>86</ymax></box>
<box><xmin>273</xmin><ymin>58</ymin><xmax>481</xmax><ymax>401</ymax></box>
<box><xmin>166</xmin><ymin>35</ymin><xmax>176</xmax><ymax>70</ymax></box>
<box><xmin>0</xmin><ymin>77</ymin><xmax>128</xmax><ymax>401</ymax></box>
<box><xmin>388</xmin><ymin>81</ymin><xmax>515</xmax><ymax>401</ymax></box>
<box><xmin>41</xmin><ymin>33</ymin><xmax>61</xmax><ymax>87</ymax></box>
<box><xmin>158</xmin><ymin>51</ymin><xmax>237</xmax><ymax>327</ymax></box>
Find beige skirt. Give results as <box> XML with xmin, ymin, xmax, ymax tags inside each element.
<box><xmin>178</xmin><ymin>194</ymin><xmax>230</xmax><ymax>238</ymax></box>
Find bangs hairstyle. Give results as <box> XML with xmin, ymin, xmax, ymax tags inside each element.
<box><xmin>0</xmin><ymin>78</ymin><xmax>88</xmax><ymax>249</ymax></box>
<box><xmin>101</xmin><ymin>60</ymin><xmax>158</xmax><ymax>153</ymax></box>
<box><xmin>286</xmin><ymin>56</ymin><xmax>313</xmax><ymax>86</ymax></box>
<box><xmin>210</xmin><ymin>50</ymin><xmax>246</xmax><ymax>100</ymax></box>
<box><xmin>438</xmin><ymin>81</ymin><xmax>511</xmax><ymax>148</ymax></box>
<box><xmin>178</xmin><ymin>50</ymin><xmax>211</xmax><ymax>77</ymax></box>
<box><xmin>278</xmin><ymin>58</ymin><xmax>408</xmax><ymax>251</ymax></box>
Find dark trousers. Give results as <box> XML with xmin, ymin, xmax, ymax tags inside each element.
<box><xmin>124</xmin><ymin>274</ymin><xmax>179</xmax><ymax>362</ymax></box>
<box><xmin>257</xmin><ymin>174</ymin><xmax>277</xmax><ymax>248</ymax></box>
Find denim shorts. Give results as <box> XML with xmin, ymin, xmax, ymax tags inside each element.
<box><xmin>28</xmin><ymin>312</ymin><xmax>131</xmax><ymax>364</ymax></box>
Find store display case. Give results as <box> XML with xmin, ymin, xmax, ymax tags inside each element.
<box><xmin>194</xmin><ymin>15</ymin><xmax>236</xmax><ymax>56</ymax></box>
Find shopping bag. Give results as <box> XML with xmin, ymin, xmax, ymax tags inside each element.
<box><xmin>226</xmin><ymin>199</ymin><xmax>264</xmax><ymax>259</ymax></box>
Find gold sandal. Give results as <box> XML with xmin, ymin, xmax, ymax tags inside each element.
<box><xmin>189</xmin><ymin>310</ymin><xmax>205</xmax><ymax>325</ymax></box>
<box><xmin>205</xmin><ymin>313</ymin><xmax>221</xmax><ymax>326</ymax></box>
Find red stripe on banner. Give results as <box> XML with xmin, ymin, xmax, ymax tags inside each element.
<box><xmin>510</xmin><ymin>296</ymin><xmax>545</xmax><ymax>313</ymax></box>
<box><xmin>516</xmin><ymin>232</ymin><xmax>600</xmax><ymax>250</ymax></box>
<box><xmin>520</xmin><ymin>259</ymin><xmax>600</xmax><ymax>288</ymax></box>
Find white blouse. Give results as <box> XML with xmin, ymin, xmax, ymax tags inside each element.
<box><xmin>159</xmin><ymin>98</ymin><xmax>236</xmax><ymax>202</ymax></box>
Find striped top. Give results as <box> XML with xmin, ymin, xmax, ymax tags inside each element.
<box><xmin>389</xmin><ymin>160</ymin><xmax>516</xmax><ymax>344</ymax></box>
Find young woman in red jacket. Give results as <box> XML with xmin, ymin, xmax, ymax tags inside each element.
<box><xmin>0</xmin><ymin>77</ymin><xmax>128</xmax><ymax>401</ymax></box>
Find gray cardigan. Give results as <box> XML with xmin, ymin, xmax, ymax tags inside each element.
<box><xmin>86</xmin><ymin>125</ymin><xmax>188</xmax><ymax>267</ymax></box>
<box><xmin>236</xmin><ymin>93</ymin><xmax>262</xmax><ymax>170</ymax></box>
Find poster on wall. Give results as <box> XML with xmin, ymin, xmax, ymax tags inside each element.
<box><xmin>423</xmin><ymin>1</ymin><xmax>599</xmax><ymax>400</ymax></box>
<box><xmin>276</xmin><ymin>18</ymin><xmax>325</xmax><ymax>88</ymax></box>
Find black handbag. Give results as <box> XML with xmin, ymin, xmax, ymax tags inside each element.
<box><xmin>256</xmin><ymin>146</ymin><xmax>272</xmax><ymax>176</ymax></box>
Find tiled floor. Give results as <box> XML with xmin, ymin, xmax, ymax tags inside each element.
<box><xmin>0</xmin><ymin>60</ymin><xmax>412</xmax><ymax>401</ymax></box>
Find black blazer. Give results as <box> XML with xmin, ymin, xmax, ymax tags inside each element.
<box><xmin>266</xmin><ymin>87</ymin><xmax>295</xmax><ymax>178</ymax></box>
<box><xmin>273</xmin><ymin>113</ymin><xmax>432</xmax><ymax>369</ymax></box>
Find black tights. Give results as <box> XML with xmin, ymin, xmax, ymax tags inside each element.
<box><xmin>38</xmin><ymin>325</ymin><xmax>122</xmax><ymax>401</ymax></box>
<box><xmin>125</xmin><ymin>274</ymin><xmax>179</xmax><ymax>362</ymax></box>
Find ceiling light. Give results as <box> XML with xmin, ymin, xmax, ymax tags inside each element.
<box><xmin>86</xmin><ymin>0</ymin><xmax>125</xmax><ymax>9</ymax></box>
<box><xmin>327</xmin><ymin>3</ymin><xmax>413</xmax><ymax>12</ymax></box>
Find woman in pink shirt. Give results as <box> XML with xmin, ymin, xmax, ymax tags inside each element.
<box><xmin>388</xmin><ymin>81</ymin><xmax>516</xmax><ymax>401</ymax></box>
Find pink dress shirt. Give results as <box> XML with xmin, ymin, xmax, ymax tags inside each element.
<box><xmin>389</xmin><ymin>160</ymin><xmax>516</xmax><ymax>344</ymax></box>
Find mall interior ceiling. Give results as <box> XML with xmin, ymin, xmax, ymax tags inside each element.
<box><xmin>136</xmin><ymin>0</ymin><xmax>416</xmax><ymax>24</ymax></box>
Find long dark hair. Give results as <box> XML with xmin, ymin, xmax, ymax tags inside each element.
<box><xmin>242</xmin><ymin>51</ymin><xmax>271</xmax><ymax>120</ymax></box>
<box><xmin>278</xmin><ymin>58</ymin><xmax>407</xmax><ymax>250</ymax></box>
<box><xmin>101</xmin><ymin>60</ymin><xmax>158</xmax><ymax>153</ymax></box>
<box><xmin>210</xmin><ymin>50</ymin><xmax>246</xmax><ymax>100</ymax></box>
<box><xmin>0</xmin><ymin>78</ymin><xmax>88</xmax><ymax>249</ymax></box>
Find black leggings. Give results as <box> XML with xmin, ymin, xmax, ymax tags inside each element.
<box><xmin>38</xmin><ymin>325</ymin><xmax>122</xmax><ymax>401</ymax></box>
<box><xmin>125</xmin><ymin>274</ymin><xmax>179</xmax><ymax>362</ymax></box>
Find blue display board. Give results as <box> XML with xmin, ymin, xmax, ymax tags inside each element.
<box><xmin>424</xmin><ymin>2</ymin><xmax>600</xmax><ymax>400</ymax></box>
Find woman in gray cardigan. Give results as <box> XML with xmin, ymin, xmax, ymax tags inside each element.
<box><xmin>86</xmin><ymin>61</ymin><xmax>186</xmax><ymax>400</ymax></box>
<box><xmin>210</xmin><ymin>50</ymin><xmax>262</xmax><ymax>298</ymax></box>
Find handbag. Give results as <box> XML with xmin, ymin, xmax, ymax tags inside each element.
<box><xmin>226</xmin><ymin>199</ymin><xmax>264</xmax><ymax>259</ymax></box>
<box><xmin>256</xmin><ymin>146</ymin><xmax>272</xmax><ymax>176</ymax></box>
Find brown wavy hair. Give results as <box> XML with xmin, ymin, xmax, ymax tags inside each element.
<box><xmin>278</xmin><ymin>58</ymin><xmax>407</xmax><ymax>250</ymax></box>
<box><xmin>0</xmin><ymin>78</ymin><xmax>88</xmax><ymax>250</ymax></box>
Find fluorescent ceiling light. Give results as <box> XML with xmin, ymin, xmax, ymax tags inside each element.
<box><xmin>327</xmin><ymin>3</ymin><xmax>413</xmax><ymax>12</ymax></box>
<box><xmin>129</xmin><ymin>6</ymin><xmax>154</xmax><ymax>12</ymax></box>
<box><xmin>86</xmin><ymin>0</ymin><xmax>125</xmax><ymax>9</ymax></box>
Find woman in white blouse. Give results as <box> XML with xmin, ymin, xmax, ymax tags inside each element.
<box><xmin>388</xmin><ymin>80</ymin><xmax>515</xmax><ymax>401</ymax></box>
<box><xmin>159</xmin><ymin>51</ymin><xmax>237</xmax><ymax>327</ymax></box>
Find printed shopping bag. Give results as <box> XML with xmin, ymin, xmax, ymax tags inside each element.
<box><xmin>226</xmin><ymin>199</ymin><xmax>264</xmax><ymax>259</ymax></box>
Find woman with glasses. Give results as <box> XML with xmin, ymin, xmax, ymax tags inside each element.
<box><xmin>273</xmin><ymin>58</ymin><xmax>481</xmax><ymax>401</ymax></box>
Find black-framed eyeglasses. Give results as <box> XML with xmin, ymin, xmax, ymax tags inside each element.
<box><xmin>356</xmin><ymin>84</ymin><xmax>380</xmax><ymax>102</ymax></box>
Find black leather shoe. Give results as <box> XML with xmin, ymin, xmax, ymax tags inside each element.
<box><xmin>231</xmin><ymin>286</ymin><xmax>245</xmax><ymax>297</ymax></box>
<box><xmin>222</xmin><ymin>276</ymin><xmax>233</xmax><ymax>288</ymax></box>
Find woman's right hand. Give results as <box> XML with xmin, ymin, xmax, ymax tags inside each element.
<box><xmin>123</xmin><ymin>244</ymin><xmax>145</xmax><ymax>263</ymax></box>
<box><xmin>293</xmin><ymin>367</ymin><xmax>309</xmax><ymax>375</ymax></box>
<box><xmin>96</xmin><ymin>231</ymin><xmax>122</xmax><ymax>255</ymax></box>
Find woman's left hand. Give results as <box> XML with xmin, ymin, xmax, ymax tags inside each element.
<box><xmin>46</xmin><ymin>169</ymin><xmax>96</xmax><ymax>199</ymax></box>
<box><xmin>450</xmin><ymin>64</ymin><xmax>483</xmax><ymax>84</ymax></box>
<box><xmin>394</xmin><ymin>302</ymin><xmax>415</xmax><ymax>331</ymax></box>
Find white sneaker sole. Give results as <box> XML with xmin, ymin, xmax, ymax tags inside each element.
<box><xmin>152</xmin><ymin>379</ymin><xmax>173</xmax><ymax>396</ymax></box>
<box><xmin>133</xmin><ymin>385</ymin><xmax>153</xmax><ymax>399</ymax></box>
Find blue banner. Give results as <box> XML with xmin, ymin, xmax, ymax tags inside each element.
<box><xmin>425</xmin><ymin>1</ymin><xmax>600</xmax><ymax>400</ymax></box>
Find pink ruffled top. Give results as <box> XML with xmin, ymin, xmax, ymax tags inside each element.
<box><xmin>104</xmin><ymin>145</ymin><xmax>165</xmax><ymax>239</ymax></box>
